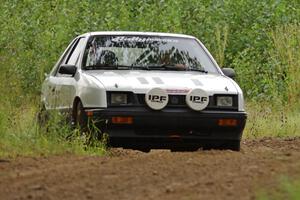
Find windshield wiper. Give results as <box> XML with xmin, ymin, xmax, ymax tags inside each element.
<box><xmin>133</xmin><ymin>64</ymin><xmax>208</xmax><ymax>73</ymax></box>
<box><xmin>85</xmin><ymin>64</ymin><xmax>132</xmax><ymax>70</ymax></box>
<box><xmin>188</xmin><ymin>68</ymin><xmax>208</xmax><ymax>73</ymax></box>
<box><xmin>131</xmin><ymin>65</ymin><xmax>150</xmax><ymax>70</ymax></box>
<box><xmin>132</xmin><ymin>64</ymin><xmax>186</xmax><ymax>71</ymax></box>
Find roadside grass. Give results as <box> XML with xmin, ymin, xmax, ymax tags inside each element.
<box><xmin>243</xmin><ymin>24</ymin><xmax>300</xmax><ymax>139</ymax></box>
<box><xmin>257</xmin><ymin>177</ymin><xmax>300</xmax><ymax>200</ymax></box>
<box><xmin>0</xmin><ymin>102</ymin><xmax>106</xmax><ymax>158</ymax></box>
<box><xmin>243</xmin><ymin>101</ymin><xmax>300</xmax><ymax>139</ymax></box>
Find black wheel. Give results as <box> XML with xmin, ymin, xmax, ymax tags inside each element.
<box><xmin>219</xmin><ymin>140</ymin><xmax>240</xmax><ymax>151</ymax></box>
<box><xmin>204</xmin><ymin>140</ymin><xmax>240</xmax><ymax>151</ymax></box>
<box><xmin>74</xmin><ymin>100</ymin><xmax>88</xmax><ymax>131</ymax></box>
<box><xmin>137</xmin><ymin>148</ymin><xmax>151</xmax><ymax>153</ymax></box>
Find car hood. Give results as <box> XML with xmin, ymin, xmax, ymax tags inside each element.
<box><xmin>84</xmin><ymin>70</ymin><xmax>238</xmax><ymax>95</ymax></box>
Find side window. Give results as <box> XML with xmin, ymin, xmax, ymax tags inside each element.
<box><xmin>51</xmin><ymin>38</ymin><xmax>78</xmax><ymax>76</ymax></box>
<box><xmin>65</xmin><ymin>37</ymin><xmax>86</xmax><ymax>66</ymax></box>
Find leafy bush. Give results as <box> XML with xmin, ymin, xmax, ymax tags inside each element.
<box><xmin>1</xmin><ymin>0</ymin><xmax>299</xmax><ymax>100</ymax></box>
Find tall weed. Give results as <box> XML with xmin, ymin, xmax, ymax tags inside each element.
<box><xmin>269</xmin><ymin>24</ymin><xmax>300</xmax><ymax>107</ymax></box>
<box><xmin>244</xmin><ymin>102</ymin><xmax>300</xmax><ymax>138</ymax></box>
<box><xmin>0</xmin><ymin>103</ymin><xmax>106</xmax><ymax>158</ymax></box>
<box><xmin>214</xmin><ymin>24</ymin><xmax>229</xmax><ymax>67</ymax></box>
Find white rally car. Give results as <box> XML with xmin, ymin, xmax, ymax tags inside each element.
<box><xmin>41</xmin><ymin>31</ymin><xmax>247</xmax><ymax>151</ymax></box>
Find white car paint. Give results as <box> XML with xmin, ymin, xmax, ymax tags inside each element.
<box><xmin>41</xmin><ymin>31</ymin><xmax>245</xmax><ymax>112</ymax></box>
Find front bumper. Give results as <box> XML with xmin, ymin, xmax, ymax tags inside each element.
<box><xmin>86</xmin><ymin>107</ymin><xmax>247</xmax><ymax>148</ymax></box>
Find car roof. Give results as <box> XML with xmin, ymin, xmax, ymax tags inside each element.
<box><xmin>78</xmin><ymin>31</ymin><xmax>196</xmax><ymax>39</ymax></box>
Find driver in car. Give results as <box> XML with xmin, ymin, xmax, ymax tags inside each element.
<box><xmin>159</xmin><ymin>49</ymin><xmax>187</xmax><ymax>70</ymax></box>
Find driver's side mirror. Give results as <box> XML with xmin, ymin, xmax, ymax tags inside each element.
<box><xmin>59</xmin><ymin>64</ymin><xmax>77</xmax><ymax>76</ymax></box>
<box><xmin>221</xmin><ymin>68</ymin><xmax>235</xmax><ymax>79</ymax></box>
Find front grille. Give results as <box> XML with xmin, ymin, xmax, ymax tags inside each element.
<box><xmin>137</xmin><ymin>94</ymin><xmax>187</xmax><ymax>107</ymax></box>
<box><xmin>137</xmin><ymin>94</ymin><xmax>238</xmax><ymax>110</ymax></box>
<box><xmin>107</xmin><ymin>92</ymin><xmax>238</xmax><ymax>111</ymax></box>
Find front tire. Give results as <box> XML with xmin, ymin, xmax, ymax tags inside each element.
<box><xmin>74</xmin><ymin>100</ymin><xmax>88</xmax><ymax>131</ymax></box>
<box><xmin>224</xmin><ymin>140</ymin><xmax>241</xmax><ymax>151</ymax></box>
<box><xmin>204</xmin><ymin>140</ymin><xmax>241</xmax><ymax>151</ymax></box>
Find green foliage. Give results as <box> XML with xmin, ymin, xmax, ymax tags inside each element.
<box><xmin>0</xmin><ymin>0</ymin><xmax>299</xmax><ymax>156</ymax></box>
<box><xmin>269</xmin><ymin>24</ymin><xmax>300</xmax><ymax>106</ymax></box>
<box><xmin>0</xmin><ymin>105</ymin><xmax>106</xmax><ymax>158</ymax></box>
<box><xmin>233</xmin><ymin>24</ymin><xmax>300</xmax><ymax>104</ymax></box>
<box><xmin>1</xmin><ymin>0</ymin><xmax>299</xmax><ymax>100</ymax></box>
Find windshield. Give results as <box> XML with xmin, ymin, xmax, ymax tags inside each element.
<box><xmin>82</xmin><ymin>35</ymin><xmax>219</xmax><ymax>73</ymax></box>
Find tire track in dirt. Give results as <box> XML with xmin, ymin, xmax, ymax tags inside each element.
<box><xmin>0</xmin><ymin>137</ymin><xmax>300</xmax><ymax>200</ymax></box>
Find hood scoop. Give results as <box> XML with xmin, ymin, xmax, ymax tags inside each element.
<box><xmin>137</xmin><ymin>77</ymin><xmax>149</xmax><ymax>84</ymax></box>
<box><xmin>152</xmin><ymin>77</ymin><xmax>164</xmax><ymax>84</ymax></box>
<box><xmin>191</xmin><ymin>79</ymin><xmax>203</xmax><ymax>86</ymax></box>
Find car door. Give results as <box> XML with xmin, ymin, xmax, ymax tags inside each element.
<box><xmin>42</xmin><ymin>38</ymin><xmax>78</xmax><ymax>110</ymax></box>
<box><xmin>54</xmin><ymin>37</ymin><xmax>87</xmax><ymax>111</ymax></box>
<box><xmin>42</xmin><ymin>75</ymin><xmax>58</xmax><ymax>110</ymax></box>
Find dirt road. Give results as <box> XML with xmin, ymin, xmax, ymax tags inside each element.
<box><xmin>1</xmin><ymin>137</ymin><xmax>300</xmax><ymax>200</ymax></box>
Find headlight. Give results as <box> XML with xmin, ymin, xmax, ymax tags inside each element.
<box><xmin>216</xmin><ymin>96</ymin><xmax>233</xmax><ymax>107</ymax></box>
<box><xmin>111</xmin><ymin>93</ymin><xmax>128</xmax><ymax>105</ymax></box>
